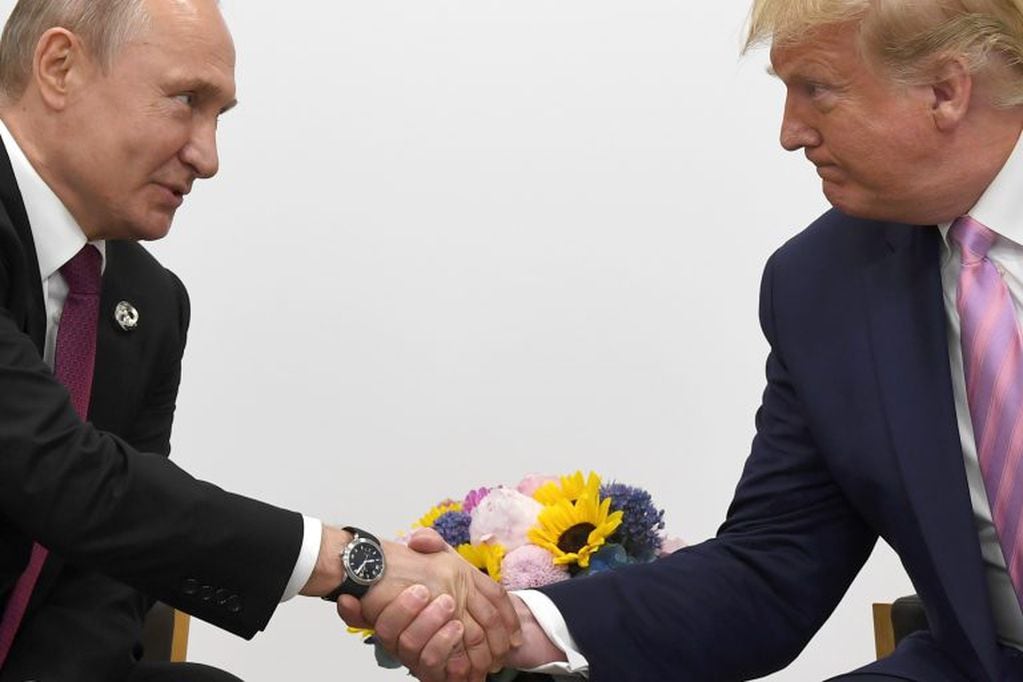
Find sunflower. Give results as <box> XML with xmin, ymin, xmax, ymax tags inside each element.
<box><xmin>457</xmin><ymin>542</ymin><xmax>506</xmax><ymax>583</ymax></box>
<box><xmin>416</xmin><ymin>499</ymin><xmax>463</xmax><ymax>529</ymax></box>
<box><xmin>533</xmin><ymin>470</ymin><xmax>599</xmax><ymax>506</ymax></box>
<box><xmin>529</xmin><ymin>477</ymin><xmax>623</xmax><ymax>569</ymax></box>
<box><xmin>347</xmin><ymin>626</ymin><xmax>375</xmax><ymax>639</ymax></box>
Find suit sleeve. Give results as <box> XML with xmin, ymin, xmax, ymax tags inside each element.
<box><xmin>0</xmin><ymin>295</ymin><xmax>304</xmax><ymax>639</ymax></box>
<box><xmin>538</xmin><ymin>254</ymin><xmax>878</xmax><ymax>681</ymax></box>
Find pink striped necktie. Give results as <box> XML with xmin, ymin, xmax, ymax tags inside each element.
<box><xmin>951</xmin><ymin>215</ymin><xmax>1023</xmax><ymax>612</ymax></box>
<box><xmin>0</xmin><ymin>244</ymin><xmax>102</xmax><ymax>667</ymax></box>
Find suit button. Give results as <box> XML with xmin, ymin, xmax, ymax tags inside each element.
<box><xmin>182</xmin><ymin>579</ymin><xmax>199</xmax><ymax>596</ymax></box>
<box><xmin>225</xmin><ymin>595</ymin><xmax>242</xmax><ymax>613</ymax></box>
<box><xmin>199</xmin><ymin>585</ymin><xmax>214</xmax><ymax>601</ymax></box>
<box><xmin>215</xmin><ymin>589</ymin><xmax>232</xmax><ymax>605</ymax></box>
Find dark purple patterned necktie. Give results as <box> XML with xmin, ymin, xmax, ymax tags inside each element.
<box><xmin>0</xmin><ymin>244</ymin><xmax>102</xmax><ymax>667</ymax></box>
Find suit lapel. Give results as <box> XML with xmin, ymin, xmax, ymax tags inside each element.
<box><xmin>0</xmin><ymin>137</ymin><xmax>45</xmax><ymax>351</ymax></box>
<box><xmin>863</xmin><ymin>224</ymin><xmax>1000</xmax><ymax>677</ymax></box>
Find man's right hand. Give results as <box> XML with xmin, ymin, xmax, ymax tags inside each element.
<box><xmin>339</xmin><ymin>529</ymin><xmax>565</xmax><ymax>681</ymax></box>
<box><xmin>336</xmin><ymin>528</ymin><xmax>522</xmax><ymax>681</ymax></box>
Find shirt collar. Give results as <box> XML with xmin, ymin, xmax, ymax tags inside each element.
<box><xmin>939</xmin><ymin>130</ymin><xmax>1023</xmax><ymax>248</ymax></box>
<box><xmin>0</xmin><ymin>119</ymin><xmax>105</xmax><ymax>282</ymax></box>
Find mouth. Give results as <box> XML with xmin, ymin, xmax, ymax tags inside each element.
<box><xmin>154</xmin><ymin>182</ymin><xmax>190</xmax><ymax>208</ymax></box>
<box><xmin>812</xmin><ymin>163</ymin><xmax>843</xmax><ymax>181</ymax></box>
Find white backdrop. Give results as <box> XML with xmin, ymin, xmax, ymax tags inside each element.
<box><xmin>1</xmin><ymin>0</ymin><xmax>914</xmax><ymax>679</ymax></box>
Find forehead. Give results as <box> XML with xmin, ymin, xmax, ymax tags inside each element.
<box><xmin>769</xmin><ymin>23</ymin><xmax>862</xmax><ymax>79</ymax></box>
<box><xmin>119</xmin><ymin>0</ymin><xmax>236</xmax><ymax>94</ymax></box>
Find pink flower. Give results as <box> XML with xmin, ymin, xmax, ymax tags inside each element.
<box><xmin>469</xmin><ymin>488</ymin><xmax>542</xmax><ymax>552</ymax></box>
<box><xmin>463</xmin><ymin>487</ymin><xmax>492</xmax><ymax>515</ymax></box>
<box><xmin>516</xmin><ymin>473</ymin><xmax>559</xmax><ymax>498</ymax></box>
<box><xmin>658</xmin><ymin>536</ymin><xmax>687</xmax><ymax>557</ymax></box>
<box><xmin>501</xmin><ymin>545</ymin><xmax>571</xmax><ymax>590</ymax></box>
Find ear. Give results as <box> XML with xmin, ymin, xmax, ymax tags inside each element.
<box><xmin>32</xmin><ymin>28</ymin><xmax>91</xmax><ymax>110</ymax></box>
<box><xmin>928</xmin><ymin>56</ymin><xmax>972</xmax><ymax>132</ymax></box>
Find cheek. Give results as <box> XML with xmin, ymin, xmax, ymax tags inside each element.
<box><xmin>122</xmin><ymin>118</ymin><xmax>190</xmax><ymax>170</ymax></box>
<box><xmin>840</xmin><ymin>118</ymin><xmax>930</xmax><ymax>183</ymax></box>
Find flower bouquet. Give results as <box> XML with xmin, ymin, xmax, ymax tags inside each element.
<box><xmin>355</xmin><ymin>471</ymin><xmax>681</xmax><ymax>680</ymax></box>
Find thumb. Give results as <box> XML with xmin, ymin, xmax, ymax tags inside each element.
<box><xmin>408</xmin><ymin>527</ymin><xmax>450</xmax><ymax>554</ymax></box>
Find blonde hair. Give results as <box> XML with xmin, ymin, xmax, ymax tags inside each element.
<box><xmin>745</xmin><ymin>0</ymin><xmax>1023</xmax><ymax>106</ymax></box>
<box><xmin>0</xmin><ymin>0</ymin><xmax>150</xmax><ymax>101</ymax></box>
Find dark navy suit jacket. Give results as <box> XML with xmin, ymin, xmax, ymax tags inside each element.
<box><xmin>542</xmin><ymin>209</ymin><xmax>1022</xmax><ymax>681</ymax></box>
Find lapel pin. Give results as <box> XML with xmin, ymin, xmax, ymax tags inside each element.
<box><xmin>114</xmin><ymin>301</ymin><xmax>139</xmax><ymax>332</ymax></box>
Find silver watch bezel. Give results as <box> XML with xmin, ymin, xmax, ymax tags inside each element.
<box><xmin>341</xmin><ymin>533</ymin><xmax>386</xmax><ymax>587</ymax></box>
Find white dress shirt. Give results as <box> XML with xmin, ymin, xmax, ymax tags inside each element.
<box><xmin>522</xmin><ymin>133</ymin><xmax>1023</xmax><ymax>673</ymax></box>
<box><xmin>0</xmin><ymin>120</ymin><xmax>321</xmax><ymax>603</ymax></box>
<box><xmin>937</xmin><ymin>131</ymin><xmax>1023</xmax><ymax>649</ymax></box>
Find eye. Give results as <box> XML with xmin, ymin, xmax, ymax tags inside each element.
<box><xmin>173</xmin><ymin>93</ymin><xmax>195</xmax><ymax>106</ymax></box>
<box><xmin>804</xmin><ymin>81</ymin><xmax>828</xmax><ymax>98</ymax></box>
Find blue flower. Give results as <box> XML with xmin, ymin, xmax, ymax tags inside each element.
<box><xmin>580</xmin><ymin>543</ymin><xmax>631</xmax><ymax>576</ymax></box>
<box><xmin>433</xmin><ymin>509</ymin><xmax>472</xmax><ymax>547</ymax></box>
<box><xmin>600</xmin><ymin>481</ymin><xmax>665</xmax><ymax>562</ymax></box>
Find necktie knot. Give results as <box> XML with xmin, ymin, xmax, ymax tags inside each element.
<box><xmin>950</xmin><ymin>215</ymin><xmax>997</xmax><ymax>263</ymax></box>
<box><xmin>59</xmin><ymin>244</ymin><xmax>102</xmax><ymax>295</ymax></box>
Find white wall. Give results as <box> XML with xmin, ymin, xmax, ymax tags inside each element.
<box><xmin>1</xmin><ymin>0</ymin><xmax>913</xmax><ymax>679</ymax></box>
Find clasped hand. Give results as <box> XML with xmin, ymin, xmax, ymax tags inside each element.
<box><xmin>337</xmin><ymin>528</ymin><xmax>521</xmax><ymax>681</ymax></box>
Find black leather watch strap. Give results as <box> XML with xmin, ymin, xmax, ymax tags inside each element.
<box><xmin>322</xmin><ymin>527</ymin><xmax>382</xmax><ymax>602</ymax></box>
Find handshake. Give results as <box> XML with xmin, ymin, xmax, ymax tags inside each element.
<box><xmin>304</xmin><ymin>525</ymin><xmax>564</xmax><ymax>682</ymax></box>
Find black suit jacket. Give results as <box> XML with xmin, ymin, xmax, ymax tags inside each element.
<box><xmin>541</xmin><ymin>209</ymin><xmax>1023</xmax><ymax>681</ymax></box>
<box><xmin>0</xmin><ymin>139</ymin><xmax>304</xmax><ymax>679</ymax></box>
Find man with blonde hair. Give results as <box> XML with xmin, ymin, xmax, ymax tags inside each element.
<box><xmin>0</xmin><ymin>0</ymin><xmax>519</xmax><ymax>680</ymax></box>
<box><xmin>353</xmin><ymin>0</ymin><xmax>1023</xmax><ymax>679</ymax></box>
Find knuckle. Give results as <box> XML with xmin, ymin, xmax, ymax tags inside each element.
<box><xmin>478</xmin><ymin>604</ymin><xmax>501</xmax><ymax>629</ymax></box>
<box><xmin>373</xmin><ymin>621</ymin><xmax>397</xmax><ymax>645</ymax></box>
<box><xmin>420</xmin><ymin>647</ymin><xmax>444</xmax><ymax>670</ymax></box>
<box><xmin>465</xmin><ymin>626</ymin><xmax>488</xmax><ymax>650</ymax></box>
<box><xmin>397</xmin><ymin>631</ymin><xmax>420</xmax><ymax>656</ymax></box>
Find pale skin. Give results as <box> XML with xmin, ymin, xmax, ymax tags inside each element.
<box><xmin>0</xmin><ymin>0</ymin><xmax>520</xmax><ymax>676</ymax></box>
<box><xmin>339</xmin><ymin>19</ymin><xmax>1023</xmax><ymax>680</ymax></box>
<box><xmin>338</xmin><ymin>529</ymin><xmax>565</xmax><ymax>681</ymax></box>
<box><xmin>308</xmin><ymin>527</ymin><xmax>522</xmax><ymax>682</ymax></box>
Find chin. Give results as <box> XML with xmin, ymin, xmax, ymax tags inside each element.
<box><xmin>130</xmin><ymin>214</ymin><xmax>176</xmax><ymax>242</ymax></box>
<box><xmin>823</xmin><ymin>185</ymin><xmax>876</xmax><ymax>220</ymax></box>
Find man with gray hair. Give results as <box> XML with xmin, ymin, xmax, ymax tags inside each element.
<box><xmin>355</xmin><ymin>0</ymin><xmax>1023</xmax><ymax>679</ymax></box>
<box><xmin>0</xmin><ymin>0</ymin><xmax>519</xmax><ymax>680</ymax></box>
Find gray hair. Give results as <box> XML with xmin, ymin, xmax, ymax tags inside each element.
<box><xmin>0</xmin><ymin>0</ymin><xmax>151</xmax><ymax>101</ymax></box>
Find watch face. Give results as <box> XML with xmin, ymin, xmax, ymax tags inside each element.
<box><xmin>346</xmin><ymin>539</ymin><xmax>385</xmax><ymax>584</ymax></box>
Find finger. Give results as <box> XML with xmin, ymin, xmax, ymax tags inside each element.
<box><xmin>473</xmin><ymin>570</ymin><xmax>522</xmax><ymax>647</ymax></box>
<box><xmin>408</xmin><ymin>527</ymin><xmax>449</xmax><ymax>554</ymax></box>
<box><xmin>336</xmin><ymin>594</ymin><xmax>372</xmax><ymax>630</ymax></box>
<box><xmin>415</xmin><ymin>620</ymin><xmax>467</xmax><ymax>682</ymax></box>
<box><xmin>444</xmin><ymin>643</ymin><xmax>473</xmax><ymax>682</ymax></box>
<box><xmin>370</xmin><ymin>584</ymin><xmax>432</xmax><ymax>653</ymax></box>
<box><xmin>396</xmin><ymin>593</ymin><xmax>457</xmax><ymax>666</ymax></box>
<box><xmin>465</xmin><ymin>573</ymin><xmax>511</xmax><ymax>667</ymax></box>
<box><xmin>460</xmin><ymin>613</ymin><xmax>495</xmax><ymax>681</ymax></box>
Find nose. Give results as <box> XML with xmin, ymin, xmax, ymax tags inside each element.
<box><xmin>779</xmin><ymin>94</ymin><xmax>821</xmax><ymax>152</ymax></box>
<box><xmin>180</xmin><ymin>118</ymin><xmax>220</xmax><ymax>179</ymax></box>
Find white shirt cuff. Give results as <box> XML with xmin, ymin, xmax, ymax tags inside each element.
<box><xmin>513</xmin><ymin>589</ymin><xmax>590</xmax><ymax>677</ymax></box>
<box><xmin>279</xmin><ymin>515</ymin><xmax>322</xmax><ymax>602</ymax></box>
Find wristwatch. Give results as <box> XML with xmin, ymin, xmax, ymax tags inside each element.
<box><xmin>322</xmin><ymin>526</ymin><xmax>386</xmax><ymax>601</ymax></box>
